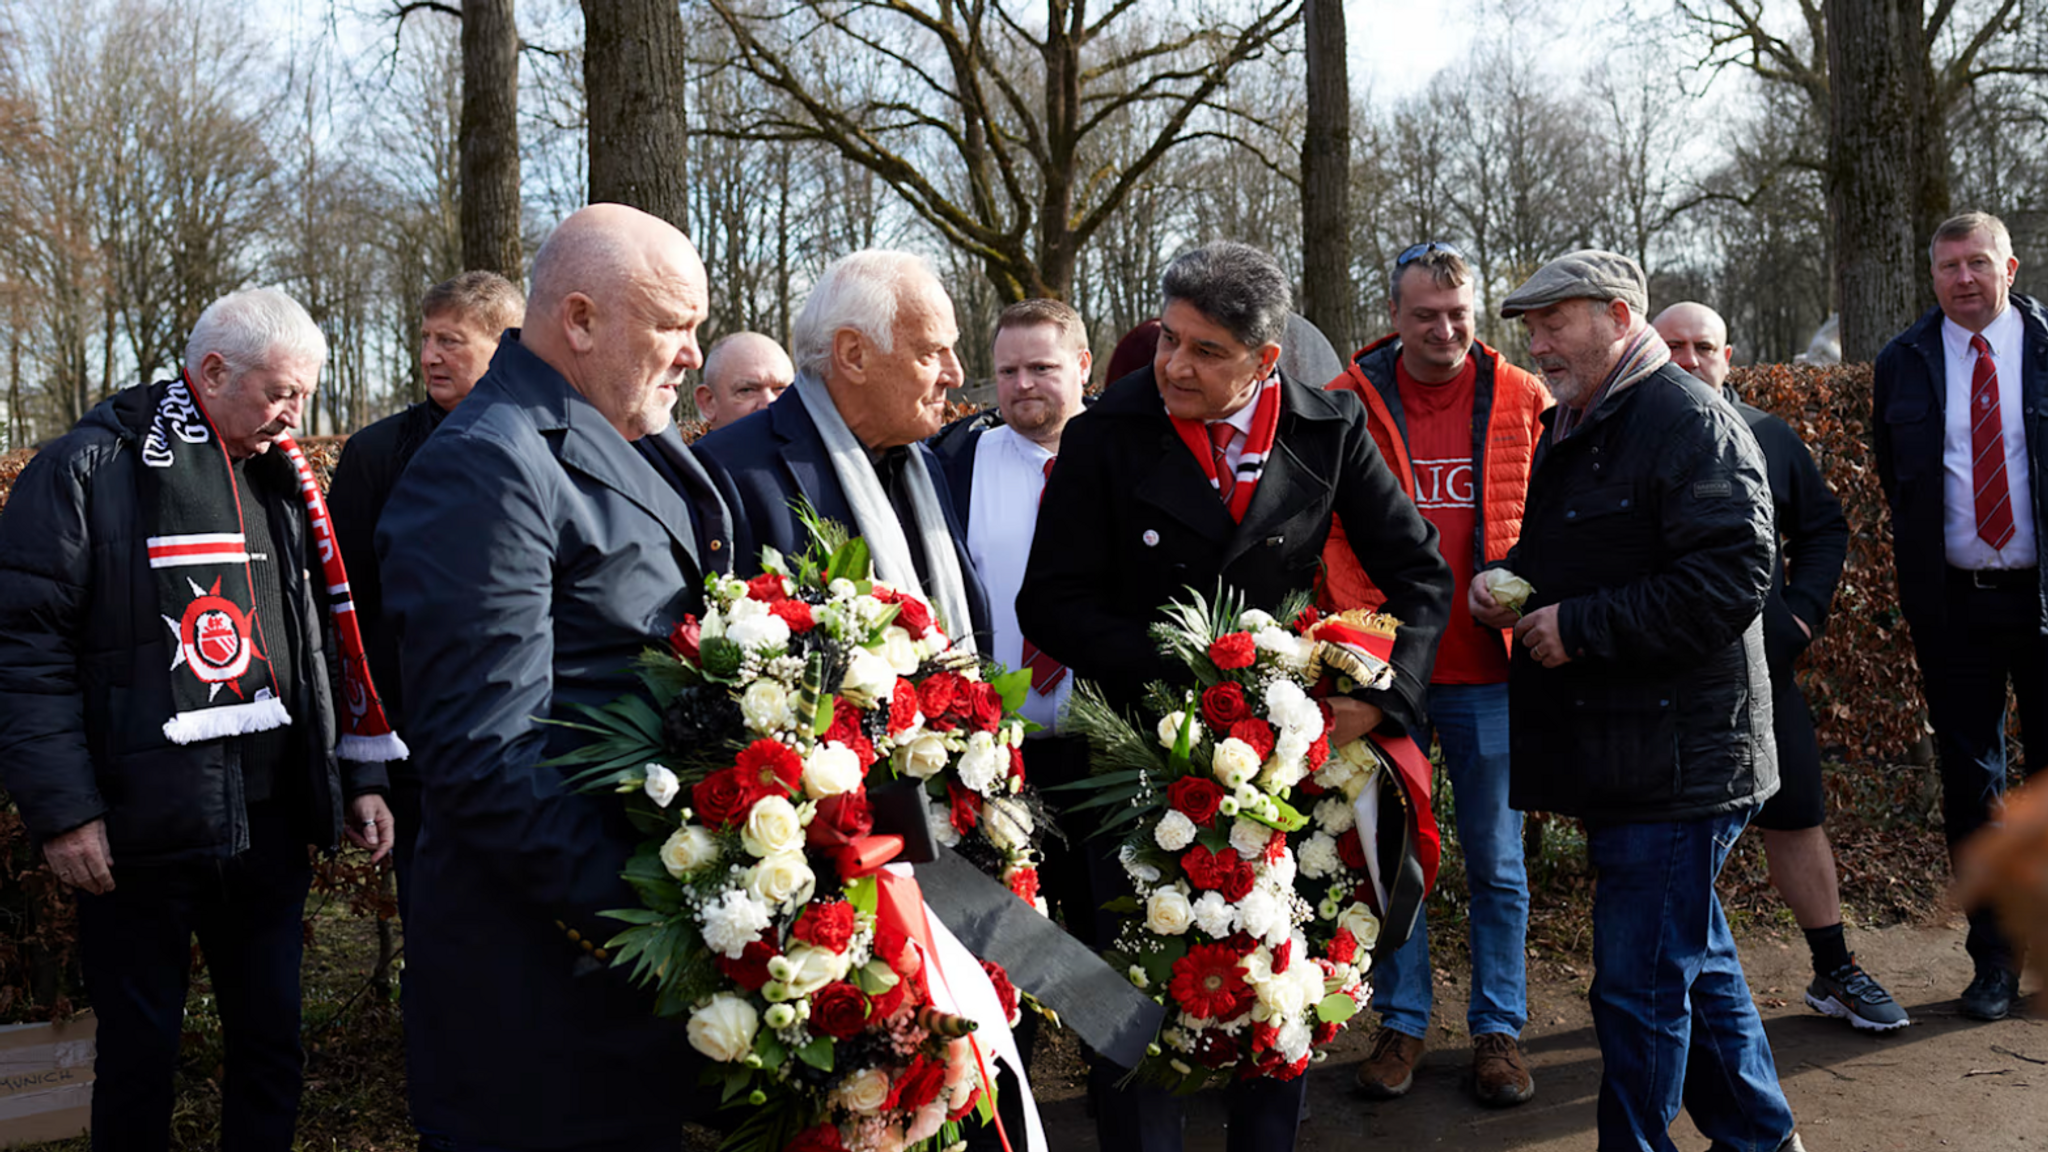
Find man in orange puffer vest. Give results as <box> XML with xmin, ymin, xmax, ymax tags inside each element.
<box><xmin>1326</xmin><ymin>242</ymin><xmax>1551</xmax><ymax>1109</ymax></box>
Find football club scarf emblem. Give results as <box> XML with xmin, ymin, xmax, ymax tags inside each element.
<box><xmin>143</xmin><ymin>374</ymin><xmax>407</xmax><ymax>763</ymax></box>
<box><xmin>1169</xmin><ymin>373</ymin><xmax>1282</xmax><ymax>522</ymax></box>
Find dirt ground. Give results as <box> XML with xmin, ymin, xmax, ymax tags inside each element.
<box><xmin>1024</xmin><ymin>917</ymin><xmax>2048</xmax><ymax>1151</ymax></box>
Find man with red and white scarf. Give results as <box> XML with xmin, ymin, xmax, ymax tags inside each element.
<box><xmin>0</xmin><ymin>287</ymin><xmax>398</xmax><ymax>1151</ymax></box>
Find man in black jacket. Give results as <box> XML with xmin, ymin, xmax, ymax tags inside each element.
<box><xmin>1874</xmin><ymin>211</ymin><xmax>2048</xmax><ymax>1021</ymax></box>
<box><xmin>1018</xmin><ymin>240</ymin><xmax>1450</xmax><ymax>1152</ymax></box>
<box><xmin>1472</xmin><ymin>253</ymin><xmax>1801</xmax><ymax>1151</ymax></box>
<box><xmin>0</xmin><ymin>288</ymin><xmax>393</xmax><ymax>1152</ymax></box>
<box><xmin>329</xmin><ymin>269</ymin><xmax>524</xmax><ymax>921</ymax></box>
<box><xmin>1654</xmin><ymin>301</ymin><xmax>1908</xmax><ymax>1033</ymax></box>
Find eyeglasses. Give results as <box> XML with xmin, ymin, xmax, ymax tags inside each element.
<box><xmin>1396</xmin><ymin>240</ymin><xmax>1463</xmax><ymax>266</ymax></box>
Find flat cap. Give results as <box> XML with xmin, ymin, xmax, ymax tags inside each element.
<box><xmin>1499</xmin><ymin>249</ymin><xmax>1648</xmax><ymax>318</ymax></box>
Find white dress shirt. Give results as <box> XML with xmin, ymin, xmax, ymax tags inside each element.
<box><xmin>966</xmin><ymin>425</ymin><xmax>1073</xmax><ymax>732</ymax></box>
<box><xmin>1208</xmin><ymin>391</ymin><xmax>1260</xmax><ymax>478</ymax></box>
<box><xmin>1941</xmin><ymin>304</ymin><xmax>2035</xmax><ymax>569</ymax></box>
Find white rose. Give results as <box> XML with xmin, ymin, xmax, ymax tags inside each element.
<box><xmin>1479</xmin><ymin>567</ymin><xmax>1535</xmax><ymax>615</ymax></box>
<box><xmin>687</xmin><ymin>993</ymin><xmax>759</xmax><ymax>1063</ymax></box>
<box><xmin>841</xmin><ymin>650</ymin><xmax>897</xmax><ymax>705</ymax></box>
<box><xmin>1230</xmin><ymin>816</ymin><xmax>1271</xmax><ymax>860</ymax></box>
<box><xmin>893</xmin><ymin>732</ymin><xmax>950</xmax><ymax>779</ymax></box>
<box><xmin>659</xmin><ymin>825</ymin><xmax>722</xmax><ymax>877</ymax></box>
<box><xmin>1191</xmin><ymin>890</ymin><xmax>1237</xmax><ymax>938</ymax></box>
<box><xmin>1211</xmin><ymin>738</ymin><xmax>1261</xmax><ymax>788</ymax></box>
<box><xmin>1154</xmin><ymin>809</ymin><xmax>1198</xmax><ymax>851</ymax></box>
<box><xmin>783</xmin><ymin>943</ymin><xmax>848</xmax><ymax>996</ymax></box>
<box><xmin>1145</xmin><ymin>888</ymin><xmax>1194</xmax><ymax>935</ymax></box>
<box><xmin>840</xmin><ymin>1067</ymin><xmax>891</xmax><ymax>1114</ymax></box>
<box><xmin>881</xmin><ymin>626</ymin><xmax>922</xmax><ymax>675</ymax></box>
<box><xmin>983</xmin><ymin>796</ymin><xmax>1034</xmax><ymax>852</ymax></box>
<box><xmin>1156</xmin><ymin>710</ymin><xmax>1203</xmax><ymax>750</ymax></box>
<box><xmin>745</xmin><ymin>852</ymin><xmax>816</xmax><ymax>908</ymax></box>
<box><xmin>740</xmin><ymin>794</ymin><xmax>805</xmax><ymax>857</ymax></box>
<box><xmin>803</xmin><ymin>742</ymin><xmax>864</xmax><ymax>799</ymax></box>
<box><xmin>740</xmin><ymin>681</ymin><xmax>791</xmax><ymax>733</ymax></box>
<box><xmin>1313</xmin><ymin>796</ymin><xmax>1356</xmax><ymax>834</ymax></box>
<box><xmin>956</xmin><ymin>730</ymin><xmax>1005</xmax><ymax>795</ymax></box>
<box><xmin>727</xmin><ymin>613</ymin><xmax>792</xmax><ymax>651</ymax></box>
<box><xmin>640</xmin><ymin>763</ymin><xmax>680</xmax><ymax>808</ymax></box>
<box><xmin>1339</xmin><ymin>902</ymin><xmax>1383</xmax><ymax>951</ymax></box>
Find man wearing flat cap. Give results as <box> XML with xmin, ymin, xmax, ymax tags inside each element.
<box><xmin>1469</xmin><ymin>251</ymin><xmax>1804</xmax><ymax>1150</ymax></box>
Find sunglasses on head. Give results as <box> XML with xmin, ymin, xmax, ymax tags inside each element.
<box><xmin>1396</xmin><ymin>240</ymin><xmax>1463</xmax><ymax>266</ymax></box>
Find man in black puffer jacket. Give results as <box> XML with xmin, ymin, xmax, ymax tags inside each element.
<box><xmin>1470</xmin><ymin>252</ymin><xmax>1804</xmax><ymax>1152</ymax></box>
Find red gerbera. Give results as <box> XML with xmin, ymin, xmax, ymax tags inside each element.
<box><xmin>1208</xmin><ymin>632</ymin><xmax>1257</xmax><ymax>670</ymax></box>
<box><xmin>746</xmin><ymin>573</ymin><xmax>789</xmax><ymax>603</ymax></box>
<box><xmin>1230</xmin><ymin>718</ymin><xmax>1277</xmax><ymax>761</ymax></box>
<box><xmin>1170</xmin><ymin>943</ymin><xmax>1254</xmax><ymax>1019</ymax></box>
<box><xmin>734</xmin><ymin>739</ymin><xmax>803</xmax><ymax>802</ymax></box>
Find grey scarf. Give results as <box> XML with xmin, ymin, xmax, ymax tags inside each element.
<box><xmin>794</xmin><ymin>372</ymin><xmax>977</xmax><ymax>654</ymax></box>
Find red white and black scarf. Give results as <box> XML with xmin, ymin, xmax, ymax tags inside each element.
<box><xmin>1170</xmin><ymin>373</ymin><xmax>1283</xmax><ymax>522</ymax></box>
<box><xmin>143</xmin><ymin>374</ymin><xmax>406</xmax><ymax>763</ymax></box>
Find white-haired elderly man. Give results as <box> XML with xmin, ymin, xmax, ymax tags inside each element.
<box><xmin>696</xmin><ymin>248</ymin><xmax>989</xmax><ymax>645</ymax></box>
<box><xmin>0</xmin><ymin>287</ymin><xmax>399</xmax><ymax>1151</ymax></box>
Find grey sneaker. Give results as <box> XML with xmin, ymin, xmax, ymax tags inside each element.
<box><xmin>1804</xmin><ymin>958</ymin><xmax>1909</xmax><ymax>1032</ymax></box>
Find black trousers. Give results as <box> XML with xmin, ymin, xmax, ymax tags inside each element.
<box><xmin>77</xmin><ymin>804</ymin><xmax>312</xmax><ymax>1152</ymax></box>
<box><xmin>1087</xmin><ymin>1061</ymin><xmax>1306</xmax><ymax>1152</ymax></box>
<box><xmin>1920</xmin><ymin>572</ymin><xmax>2048</xmax><ymax>970</ymax></box>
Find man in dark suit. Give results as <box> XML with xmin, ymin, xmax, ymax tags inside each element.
<box><xmin>1017</xmin><ymin>240</ymin><xmax>1451</xmax><ymax>1152</ymax></box>
<box><xmin>695</xmin><ymin>249</ymin><xmax>988</xmax><ymax>646</ymax></box>
<box><xmin>1875</xmin><ymin>210</ymin><xmax>2048</xmax><ymax>1021</ymax></box>
<box><xmin>375</xmin><ymin>203</ymin><xmax>733</xmax><ymax>1152</ymax></box>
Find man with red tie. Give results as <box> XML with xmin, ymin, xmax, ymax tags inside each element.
<box><xmin>1876</xmin><ymin>210</ymin><xmax>2048</xmax><ymax>1021</ymax></box>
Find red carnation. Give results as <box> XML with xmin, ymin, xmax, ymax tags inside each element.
<box><xmin>1008</xmin><ymin>745</ymin><xmax>1027</xmax><ymax>783</ymax></box>
<box><xmin>1194</xmin><ymin>1028</ymin><xmax>1240</xmax><ymax>1068</ymax></box>
<box><xmin>918</xmin><ymin>673</ymin><xmax>961</xmax><ymax>724</ymax></box>
<box><xmin>888</xmin><ymin>679</ymin><xmax>922</xmax><ymax>735</ymax></box>
<box><xmin>966</xmin><ymin>681</ymin><xmax>1004</xmax><ymax>732</ymax></box>
<box><xmin>1180</xmin><ymin>843</ymin><xmax>1228</xmax><ymax>891</ymax></box>
<box><xmin>947</xmin><ymin>1084</ymin><xmax>984</xmax><ymax>1123</ymax></box>
<box><xmin>822</xmin><ymin>699</ymin><xmax>876</xmax><ymax>768</ymax></box>
<box><xmin>746</xmin><ymin>573</ymin><xmax>789</xmax><ymax>602</ymax></box>
<box><xmin>715</xmin><ymin>937</ymin><xmax>778</xmax><ymax>991</ymax></box>
<box><xmin>668</xmin><ymin>615</ymin><xmax>702</xmax><ymax>661</ymax></box>
<box><xmin>1299</xmin><ymin>776</ymin><xmax>1327</xmax><ymax>797</ymax></box>
<box><xmin>1216</xmin><ymin>857</ymin><xmax>1256</xmax><ymax>902</ymax></box>
<box><xmin>893</xmin><ymin>595</ymin><xmax>936</xmax><ymax>639</ymax></box>
<box><xmin>1270</xmin><ymin>938</ymin><xmax>1293</xmax><ymax>975</ymax></box>
<box><xmin>808</xmin><ymin>790</ymin><xmax>874</xmax><ymax>845</ymax></box>
<box><xmin>1264</xmin><ymin>828</ymin><xmax>1288</xmax><ymax>865</ymax></box>
<box><xmin>1251</xmin><ymin>1021</ymin><xmax>1279</xmax><ymax>1052</ymax></box>
<box><xmin>1312</xmin><ymin>1020</ymin><xmax>1342</xmax><ymax>1046</ymax></box>
<box><xmin>1276</xmin><ymin>1054</ymin><xmax>1311</xmax><ymax>1081</ymax></box>
<box><xmin>691</xmin><ymin>767</ymin><xmax>752</xmax><ymax>828</ymax></box>
<box><xmin>735</xmin><ymin>739</ymin><xmax>804</xmax><ymax>802</ymax></box>
<box><xmin>1336</xmin><ymin>828</ymin><xmax>1367</xmax><ymax>872</ymax></box>
<box><xmin>783</xmin><ymin>1123</ymin><xmax>847</xmax><ymax>1152</ymax></box>
<box><xmin>1327</xmin><ymin>927</ymin><xmax>1359</xmax><ymax>966</ymax></box>
<box><xmin>947</xmin><ymin>780</ymin><xmax>979</xmax><ymax>835</ymax></box>
<box><xmin>810</xmin><ymin>980</ymin><xmax>872</xmax><ymax>1041</ymax></box>
<box><xmin>981</xmin><ymin>959</ymin><xmax>1020</xmax><ymax>1023</ymax></box>
<box><xmin>1307</xmin><ymin>733</ymin><xmax>1330</xmax><ymax>771</ymax></box>
<box><xmin>792</xmin><ymin>901</ymin><xmax>857</xmax><ymax>954</ymax></box>
<box><xmin>770</xmin><ymin>598</ymin><xmax>815</xmax><ymax>632</ymax></box>
<box><xmin>1208</xmin><ymin>632</ymin><xmax>1257</xmax><ymax>670</ymax></box>
<box><xmin>1007</xmin><ymin>866</ymin><xmax>1040</xmax><ymax>904</ymax></box>
<box><xmin>1230</xmin><ymin>718</ymin><xmax>1277</xmax><ymax>761</ymax></box>
<box><xmin>1200</xmin><ymin>682</ymin><xmax>1251</xmax><ymax>729</ymax></box>
<box><xmin>1167</xmin><ymin>776</ymin><xmax>1225</xmax><ymax>827</ymax></box>
<box><xmin>894</xmin><ymin>1054</ymin><xmax>948</xmax><ymax>1112</ymax></box>
<box><xmin>1294</xmin><ymin>604</ymin><xmax>1321</xmax><ymax>629</ymax></box>
<box><xmin>1170</xmin><ymin>943</ymin><xmax>1254</xmax><ymax>1020</ymax></box>
<box><xmin>868</xmin><ymin>971</ymin><xmax>911</xmax><ymax>1021</ymax></box>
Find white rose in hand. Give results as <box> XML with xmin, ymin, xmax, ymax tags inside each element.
<box><xmin>687</xmin><ymin>993</ymin><xmax>759</xmax><ymax>1063</ymax></box>
<box><xmin>1479</xmin><ymin>568</ymin><xmax>1535</xmax><ymax>616</ymax></box>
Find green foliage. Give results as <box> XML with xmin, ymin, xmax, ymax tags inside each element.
<box><xmin>539</xmin><ymin>694</ymin><xmax>668</xmax><ymax>791</ymax></box>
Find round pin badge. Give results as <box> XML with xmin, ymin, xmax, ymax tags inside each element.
<box><xmin>1142</xmin><ymin>529</ymin><xmax>1160</xmax><ymax>547</ymax></box>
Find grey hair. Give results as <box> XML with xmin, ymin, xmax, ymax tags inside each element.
<box><xmin>184</xmin><ymin>288</ymin><xmax>328</xmax><ymax>381</ymax></box>
<box><xmin>1930</xmin><ymin>211</ymin><xmax>2013</xmax><ymax>265</ymax></box>
<box><xmin>1159</xmin><ymin>241</ymin><xmax>1291</xmax><ymax>349</ymax></box>
<box><xmin>791</xmin><ymin>250</ymin><xmax>937</xmax><ymax>378</ymax></box>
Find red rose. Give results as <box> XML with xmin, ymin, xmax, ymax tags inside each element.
<box><xmin>1336</xmin><ymin>828</ymin><xmax>1367</xmax><ymax>872</ymax></box>
<box><xmin>894</xmin><ymin>1054</ymin><xmax>947</xmax><ymax>1112</ymax></box>
<box><xmin>918</xmin><ymin>673</ymin><xmax>960</xmax><ymax>723</ymax></box>
<box><xmin>746</xmin><ymin>573</ymin><xmax>789</xmax><ymax>602</ymax></box>
<box><xmin>1208</xmin><ymin>632</ymin><xmax>1257</xmax><ymax>670</ymax></box>
<box><xmin>1193</xmin><ymin>1028</ymin><xmax>1239</xmax><ymax>1068</ymax></box>
<box><xmin>1167</xmin><ymin>776</ymin><xmax>1225</xmax><ymax>827</ymax></box>
<box><xmin>966</xmin><ymin>682</ymin><xmax>1003</xmax><ymax>732</ymax></box>
<box><xmin>1230</xmin><ymin>718</ymin><xmax>1277</xmax><ymax>761</ymax></box>
<box><xmin>808</xmin><ymin>791</ymin><xmax>875</xmax><ymax>845</ymax></box>
<box><xmin>810</xmin><ymin>980</ymin><xmax>872</xmax><ymax>1041</ymax></box>
<box><xmin>1008</xmin><ymin>745</ymin><xmax>1027</xmax><ymax>783</ymax></box>
<box><xmin>734</xmin><ymin>739</ymin><xmax>803</xmax><ymax>802</ymax></box>
<box><xmin>770</xmin><ymin>598</ymin><xmax>815</xmax><ymax>632</ymax></box>
<box><xmin>782</xmin><ymin>1123</ymin><xmax>847</xmax><ymax>1152</ymax></box>
<box><xmin>893</xmin><ymin>595</ymin><xmax>936</xmax><ymax>639</ymax></box>
<box><xmin>1327</xmin><ymin>927</ymin><xmax>1359</xmax><ymax>965</ymax></box>
<box><xmin>668</xmin><ymin>615</ymin><xmax>702</xmax><ymax>661</ymax></box>
<box><xmin>1006</xmin><ymin>866</ymin><xmax>1040</xmax><ymax>904</ymax></box>
<box><xmin>888</xmin><ymin>679</ymin><xmax>922</xmax><ymax>735</ymax></box>
<box><xmin>980</xmin><ymin>959</ymin><xmax>1020</xmax><ymax>1024</ymax></box>
<box><xmin>1200</xmin><ymin>682</ymin><xmax>1251</xmax><ymax>728</ymax></box>
<box><xmin>691</xmin><ymin>767</ymin><xmax>752</xmax><ymax>828</ymax></box>
<box><xmin>947</xmin><ymin>780</ymin><xmax>979</xmax><ymax>835</ymax></box>
<box><xmin>716</xmin><ymin>937</ymin><xmax>779</xmax><ymax>990</ymax></box>
<box><xmin>792</xmin><ymin>901</ymin><xmax>857</xmax><ymax>953</ymax></box>
<box><xmin>1216</xmin><ymin>857</ymin><xmax>1256</xmax><ymax>902</ymax></box>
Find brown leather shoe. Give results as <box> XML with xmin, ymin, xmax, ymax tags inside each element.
<box><xmin>1472</xmin><ymin>1032</ymin><xmax>1535</xmax><ymax>1106</ymax></box>
<box><xmin>1354</xmin><ymin>1028</ymin><xmax>1425</xmax><ymax>1098</ymax></box>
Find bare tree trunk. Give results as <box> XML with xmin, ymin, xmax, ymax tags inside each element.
<box><xmin>583</xmin><ymin>0</ymin><xmax>689</xmax><ymax>231</ymax></box>
<box><xmin>461</xmin><ymin>0</ymin><xmax>522</xmax><ymax>278</ymax></box>
<box><xmin>1824</xmin><ymin>0</ymin><xmax>1922</xmax><ymax>362</ymax></box>
<box><xmin>1301</xmin><ymin>0</ymin><xmax>1352</xmax><ymax>351</ymax></box>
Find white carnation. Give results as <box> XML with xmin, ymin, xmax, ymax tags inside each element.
<box><xmin>1211</xmin><ymin>738</ymin><xmax>1261</xmax><ymax>789</ymax></box>
<box><xmin>1313</xmin><ymin>796</ymin><xmax>1356</xmax><ymax>834</ymax></box>
<box><xmin>956</xmin><ymin>730</ymin><xmax>1006</xmax><ymax>795</ymax></box>
<box><xmin>740</xmin><ymin>794</ymin><xmax>805</xmax><ymax>857</ymax></box>
<box><xmin>1191</xmin><ymin>890</ymin><xmax>1237</xmax><ymax>938</ymax></box>
<box><xmin>1144</xmin><ymin>889</ymin><xmax>1193</xmax><ymax>935</ymax></box>
<box><xmin>1154</xmin><ymin>809</ymin><xmax>1198</xmax><ymax>851</ymax></box>
<box><xmin>1237</xmin><ymin>885</ymin><xmax>1287</xmax><ymax>944</ymax></box>
<box><xmin>1229</xmin><ymin>816</ymin><xmax>1271</xmax><ymax>860</ymax></box>
<box><xmin>641</xmin><ymin>763</ymin><xmax>679</xmax><ymax>808</ymax></box>
<box><xmin>1238</xmin><ymin>609</ymin><xmax>1278</xmax><ymax>631</ymax></box>
<box><xmin>1253</xmin><ymin>626</ymin><xmax>1311</xmax><ymax>671</ymax></box>
<box><xmin>700</xmin><ymin>889</ymin><xmax>773</xmax><ymax>958</ymax></box>
<box><xmin>727</xmin><ymin>613</ymin><xmax>791</xmax><ymax>651</ymax></box>
<box><xmin>1263</xmin><ymin>679</ymin><xmax>1309</xmax><ymax>718</ymax></box>
<box><xmin>1297</xmin><ymin>832</ymin><xmax>1341</xmax><ymax>879</ymax></box>
<box><xmin>1266</xmin><ymin>849</ymin><xmax>1298</xmax><ymax>888</ymax></box>
<box><xmin>687</xmin><ymin>993</ymin><xmax>759</xmax><ymax>1063</ymax></box>
<box><xmin>728</xmin><ymin>596</ymin><xmax>770</xmax><ymax>622</ymax></box>
<box><xmin>740</xmin><ymin>681</ymin><xmax>792</xmax><ymax>733</ymax></box>
<box><xmin>802</xmin><ymin>742</ymin><xmax>864</xmax><ymax>799</ymax></box>
<box><xmin>1275</xmin><ymin>1017</ymin><xmax>1313</xmax><ymax>1063</ymax></box>
<box><xmin>1157</xmin><ymin>710</ymin><xmax>1203</xmax><ymax>750</ymax></box>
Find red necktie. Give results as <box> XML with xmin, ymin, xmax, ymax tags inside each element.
<box><xmin>1208</xmin><ymin>423</ymin><xmax>1238</xmax><ymax>505</ymax></box>
<box><xmin>1971</xmin><ymin>334</ymin><xmax>2016</xmax><ymax>551</ymax></box>
<box><xmin>1022</xmin><ymin>454</ymin><xmax>1065</xmax><ymax>694</ymax></box>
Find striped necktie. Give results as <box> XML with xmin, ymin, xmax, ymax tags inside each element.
<box><xmin>1971</xmin><ymin>333</ymin><xmax>2016</xmax><ymax>551</ymax></box>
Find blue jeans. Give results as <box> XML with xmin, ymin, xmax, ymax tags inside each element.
<box><xmin>1587</xmin><ymin>808</ymin><xmax>1795</xmax><ymax>1152</ymax></box>
<box><xmin>1374</xmin><ymin>682</ymin><xmax>1529</xmax><ymax>1039</ymax></box>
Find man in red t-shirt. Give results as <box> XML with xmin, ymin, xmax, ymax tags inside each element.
<box><xmin>1324</xmin><ymin>242</ymin><xmax>1551</xmax><ymax>1108</ymax></box>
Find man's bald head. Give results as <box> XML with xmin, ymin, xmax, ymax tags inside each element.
<box><xmin>523</xmin><ymin>204</ymin><xmax>710</xmax><ymax>440</ymax></box>
<box><xmin>1653</xmin><ymin>301</ymin><xmax>1734</xmax><ymax>391</ymax></box>
<box><xmin>697</xmin><ymin>332</ymin><xmax>794</xmax><ymax>430</ymax></box>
